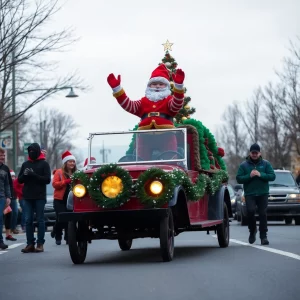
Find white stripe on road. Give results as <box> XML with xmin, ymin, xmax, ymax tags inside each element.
<box><xmin>212</xmin><ymin>235</ymin><xmax>300</xmax><ymax>261</ymax></box>
<box><xmin>0</xmin><ymin>251</ymin><xmax>8</xmax><ymax>254</ymax></box>
<box><xmin>8</xmin><ymin>243</ymin><xmax>24</xmax><ymax>249</ymax></box>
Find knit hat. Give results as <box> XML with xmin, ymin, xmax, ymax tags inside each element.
<box><xmin>148</xmin><ymin>64</ymin><xmax>170</xmax><ymax>87</ymax></box>
<box><xmin>84</xmin><ymin>157</ymin><xmax>96</xmax><ymax>167</ymax></box>
<box><xmin>62</xmin><ymin>150</ymin><xmax>76</xmax><ymax>164</ymax></box>
<box><xmin>10</xmin><ymin>170</ymin><xmax>15</xmax><ymax>176</ymax></box>
<box><xmin>250</xmin><ymin>143</ymin><xmax>260</xmax><ymax>152</ymax></box>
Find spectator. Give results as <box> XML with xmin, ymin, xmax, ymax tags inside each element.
<box><xmin>52</xmin><ymin>150</ymin><xmax>77</xmax><ymax>245</ymax></box>
<box><xmin>18</xmin><ymin>143</ymin><xmax>51</xmax><ymax>253</ymax></box>
<box><xmin>9</xmin><ymin>170</ymin><xmax>20</xmax><ymax>234</ymax></box>
<box><xmin>236</xmin><ymin>143</ymin><xmax>275</xmax><ymax>246</ymax></box>
<box><xmin>82</xmin><ymin>156</ymin><xmax>96</xmax><ymax>170</ymax></box>
<box><xmin>0</xmin><ymin>147</ymin><xmax>12</xmax><ymax>250</ymax></box>
<box><xmin>13</xmin><ymin>172</ymin><xmax>25</xmax><ymax>231</ymax></box>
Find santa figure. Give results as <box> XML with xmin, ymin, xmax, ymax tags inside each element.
<box><xmin>107</xmin><ymin>64</ymin><xmax>185</xmax><ymax>160</ymax></box>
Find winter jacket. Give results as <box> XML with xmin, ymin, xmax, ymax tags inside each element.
<box><xmin>236</xmin><ymin>156</ymin><xmax>275</xmax><ymax>196</ymax></box>
<box><xmin>52</xmin><ymin>169</ymin><xmax>71</xmax><ymax>200</ymax></box>
<box><xmin>0</xmin><ymin>163</ymin><xmax>12</xmax><ymax>199</ymax></box>
<box><xmin>18</xmin><ymin>153</ymin><xmax>51</xmax><ymax>200</ymax></box>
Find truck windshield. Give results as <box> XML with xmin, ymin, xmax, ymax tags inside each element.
<box><xmin>88</xmin><ymin>129</ymin><xmax>187</xmax><ymax>168</ymax></box>
<box><xmin>270</xmin><ymin>172</ymin><xmax>297</xmax><ymax>187</ymax></box>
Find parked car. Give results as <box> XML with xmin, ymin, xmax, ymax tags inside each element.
<box><xmin>226</xmin><ymin>184</ymin><xmax>240</xmax><ymax>217</ymax></box>
<box><xmin>43</xmin><ymin>183</ymin><xmax>56</xmax><ymax>229</ymax></box>
<box><xmin>236</xmin><ymin>169</ymin><xmax>300</xmax><ymax>225</ymax></box>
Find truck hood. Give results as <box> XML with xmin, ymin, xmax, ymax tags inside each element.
<box><xmin>269</xmin><ymin>186</ymin><xmax>300</xmax><ymax>194</ymax></box>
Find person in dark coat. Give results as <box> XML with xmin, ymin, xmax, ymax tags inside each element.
<box><xmin>236</xmin><ymin>143</ymin><xmax>275</xmax><ymax>246</ymax></box>
<box><xmin>18</xmin><ymin>143</ymin><xmax>51</xmax><ymax>253</ymax></box>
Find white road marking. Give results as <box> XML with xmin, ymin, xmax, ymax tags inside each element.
<box><xmin>7</xmin><ymin>243</ymin><xmax>24</xmax><ymax>249</ymax></box>
<box><xmin>212</xmin><ymin>235</ymin><xmax>300</xmax><ymax>261</ymax></box>
<box><xmin>0</xmin><ymin>251</ymin><xmax>8</xmax><ymax>254</ymax></box>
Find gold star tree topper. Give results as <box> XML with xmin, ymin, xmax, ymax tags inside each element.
<box><xmin>162</xmin><ymin>40</ymin><xmax>174</xmax><ymax>51</ymax></box>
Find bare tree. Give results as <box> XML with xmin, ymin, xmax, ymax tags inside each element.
<box><xmin>260</xmin><ymin>83</ymin><xmax>291</xmax><ymax>168</ymax></box>
<box><xmin>275</xmin><ymin>39</ymin><xmax>300</xmax><ymax>155</ymax></box>
<box><xmin>0</xmin><ymin>0</ymin><xmax>83</xmax><ymax>132</ymax></box>
<box><xmin>240</xmin><ymin>88</ymin><xmax>262</xmax><ymax>143</ymax></box>
<box><xmin>24</xmin><ymin>107</ymin><xmax>80</xmax><ymax>170</ymax></box>
<box><xmin>218</xmin><ymin>102</ymin><xmax>248</xmax><ymax>182</ymax></box>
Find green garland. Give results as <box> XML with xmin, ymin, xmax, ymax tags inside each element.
<box><xmin>136</xmin><ymin>168</ymin><xmax>176</xmax><ymax>208</ymax></box>
<box><xmin>72</xmin><ymin>166</ymin><xmax>228</xmax><ymax>209</ymax></box>
<box><xmin>71</xmin><ymin>170</ymin><xmax>90</xmax><ymax>188</ymax></box>
<box><xmin>88</xmin><ymin>164</ymin><xmax>133</xmax><ymax>209</ymax></box>
<box><xmin>207</xmin><ymin>170</ymin><xmax>229</xmax><ymax>195</ymax></box>
<box><xmin>135</xmin><ymin>167</ymin><xmax>229</xmax><ymax>208</ymax></box>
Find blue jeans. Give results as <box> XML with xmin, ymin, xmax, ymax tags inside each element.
<box><xmin>0</xmin><ymin>198</ymin><xmax>6</xmax><ymax>243</ymax></box>
<box><xmin>24</xmin><ymin>199</ymin><xmax>46</xmax><ymax>245</ymax></box>
<box><xmin>10</xmin><ymin>199</ymin><xmax>19</xmax><ymax>230</ymax></box>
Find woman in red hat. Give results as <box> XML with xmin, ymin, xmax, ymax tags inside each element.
<box><xmin>52</xmin><ymin>150</ymin><xmax>77</xmax><ymax>245</ymax></box>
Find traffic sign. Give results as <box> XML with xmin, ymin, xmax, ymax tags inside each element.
<box><xmin>23</xmin><ymin>142</ymin><xmax>31</xmax><ymax>155</ymax></box>
<box><xmin>0</xmin><ymin>130</ymin><xmax>13</xmax><ymax>149</ymax></box>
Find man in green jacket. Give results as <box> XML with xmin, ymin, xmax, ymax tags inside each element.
<box><xmin>236</xmin><ymin>143</ymin><xmax>275</xmax><ymax>245</ymax></box>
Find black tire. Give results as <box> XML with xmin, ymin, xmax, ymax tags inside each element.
<box><xmin>241</xmin><ymin>213</ymin><xmax>248</xmax><ymax>226</ymax></box>
<box><xmin>295</xmin><ymin>217</ymin><xmax>300</xmax><ymax>225</ymax></box>
<box><xmin>118</xmin><ymin>239</ymin><xmax>132</xmax><ymax>251</ymax></box>
<box><xmin>68</xmin><ymin>221</ymin><xmax>88</xmax><ymax>264</ymax></box>
<box><xmin>159</xmin><ymin>209</ymin><xmax>174</xmax><ymax>262</ymax></box>
<box><xmin>216</xmin><ymin>203</ymin><xmax>230</xmax><ymax>248</ymax></box>
<box><xmin>285</xmin><ymin>217</ymin><xmax>293</xmax><ymax>225</ymax></box>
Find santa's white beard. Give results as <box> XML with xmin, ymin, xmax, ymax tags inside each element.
<box><xmin>145</xmin><ymin>86</ymin><xmax>171</xmax><ymax>102</ymax></box>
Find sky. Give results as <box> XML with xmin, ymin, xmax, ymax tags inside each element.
<box><xmin>36</xmin><ymin>0</ymin><xmax>300</xmax><ymax>156</ymax></box>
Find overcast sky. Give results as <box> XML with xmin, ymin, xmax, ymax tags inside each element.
<box><xmin>39</xmin><ymin>0</ymin><xmax>300</xmax><ymax>152</ymax></box>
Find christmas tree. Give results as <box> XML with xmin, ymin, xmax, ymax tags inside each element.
<box><xmin>160</xmin><ymin>44</ymin><xmax>196</xmax><ymax>123</ymax></box>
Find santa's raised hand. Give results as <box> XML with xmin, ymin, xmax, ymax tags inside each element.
<box><xmin>172</xmin><ymin>68</ymin><xmax>185</xmax><ymax>84</ymax></box>
<box><xmin>107</xmin><ymin>73</ymin><xmax>121</xmax><ymax>89</ymax></box>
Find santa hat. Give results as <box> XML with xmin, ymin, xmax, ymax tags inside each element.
<box><xmin>148</xmin><ymin>64</ymin><xmax>170</xmax><ymax>87</ymax></box>
<box><xmin>84</xmin><ymin>157</ymin><xmax>96</xmax><ymax>167</ymax></box>
<box><xmin>10</xmin><ymin>170</ymin><xmax>15</xmax><ymax>176</ymax></box>
<box><xmin>62</xmin><ymin>150</ymin><xmax>76</xmax><ymax>164</ymax></box>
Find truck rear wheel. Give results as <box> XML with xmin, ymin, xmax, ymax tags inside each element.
<box><xmin>160</xmin><ymin>209</ymin><xmax>174</xmax><ymax>262</ymax></box>
<box><xmin>68</xmin><ymin>221</ymin><xmax>88</xmax><ymax>264</ymax></box>
<box><xmin>217</xmin><ymin>203</ymin><xmax>230</xmax><ymax>248</ymax></box>
<box><xmin>118</xmin><ymin>239</ymin><xmax>132</xmax><ymax>251</ymax></box>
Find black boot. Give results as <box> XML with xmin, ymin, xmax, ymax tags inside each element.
<box><xmin>261</xmin><ymin>237</ymin><xmax>269</xmax><ymax>245</ymax></box>
<box><xmin>248</xmin><ymin>228</ymin><xmax>257</xmax><ymax>244</ymax></box>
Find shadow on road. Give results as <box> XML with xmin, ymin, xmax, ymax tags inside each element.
<box><xmin>81</xmin><ymin>245</ymin><xmax>223</xmax><ymax>266</ymax></box>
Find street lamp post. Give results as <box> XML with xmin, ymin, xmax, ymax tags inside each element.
<box><xmin>12</xmin><ymin>49</ymin><xmax>17</xmax><ymax>172</ymax></box>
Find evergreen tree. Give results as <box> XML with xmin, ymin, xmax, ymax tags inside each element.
<box><xmin>160</xmin><ymin>50</ymin><xmax>196</xmax><ymax>123</ymax></box>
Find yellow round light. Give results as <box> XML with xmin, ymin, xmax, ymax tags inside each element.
<box><xmin>149</xmin><ymin>180</ymin><xmax>163</xmax><ymax>195</ymax></box>
<box><xmin>101</xmin><ymin>176</ymin><xmax>123</xmax><ymax>198</ymax></box>
<box><xmin>73</xmin><ymin>184</ymin><xmax>86</xmax><ymax>198</ymax></box>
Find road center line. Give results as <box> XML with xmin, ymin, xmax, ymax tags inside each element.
<box><xmin>212</xmin><ymin>236</ymin><xmax>300</xmax><ymax>261</ymax></box>
<box><xmin>7</xmin><ymin>243</ymin><xmax>24</xmax><ymax>249</ymax></box>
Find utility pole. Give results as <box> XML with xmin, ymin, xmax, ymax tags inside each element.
<box><xmin>12</xmin><ymin>48</ymin><xmax>17</xmax><ymax>172</ymax></box>
<box><xmin>100</xmin><ymin>141</ymin><xmax>111</xmax><ymax>163</ymax></box>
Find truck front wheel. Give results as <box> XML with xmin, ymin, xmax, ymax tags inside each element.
<box><xmin>216</xmin><ymin>203</ymin><xmax>230</xmax><ymax>248</ymax></box>
<box><xmin>68</xmin><ymin>221</ymin><xmax>88</xmax><ymax>264</ymax></box>
<box><xmin>159</xmin><ymin>209</ymin><xmax>174</xmax><ymax>262</ymax></box>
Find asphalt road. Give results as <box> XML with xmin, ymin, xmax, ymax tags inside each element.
<box><xmin>1</xmin><ymin>221</ymin><xmax>300</xmax><ymax>300</ymax></box>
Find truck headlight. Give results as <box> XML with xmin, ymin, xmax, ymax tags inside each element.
<box><xmin>149</xmin><ymin>180</ymin><xmax>163</xmax><ymax>195</ymax></box>
<box><xmin>73</xmin><ymin>184</ymin><xmax>86</xmax><ymax>198</ymax></box>
<box><xmin>287</xmin><ymin>194</ymin><xmax>300</xmax><ymax>202</ymax></box>
<box><xmin>101</xmin><ymin>176</ymin><xmax>123</xmax><ymax>198</ymax></box>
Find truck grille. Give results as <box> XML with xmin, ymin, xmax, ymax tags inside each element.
<box><xmin>268</xmin><ymin>194</ymin><xmax>287</xmax><ymax>203</ymax></box>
